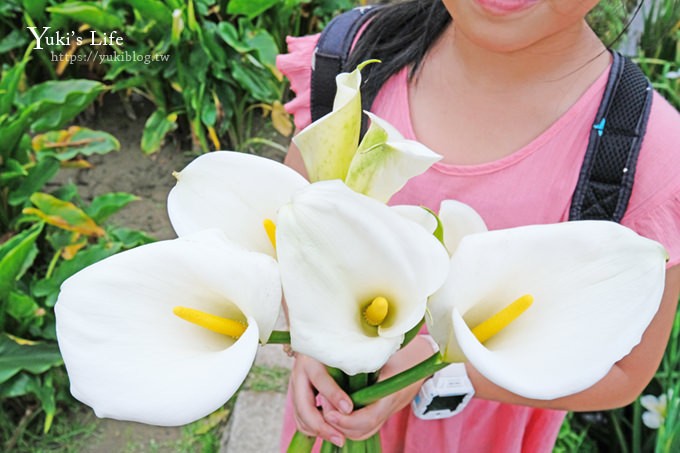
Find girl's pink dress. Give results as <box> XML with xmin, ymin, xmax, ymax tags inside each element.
<box><xmin>277</xmin><ymin>34</ymin><xmax>680</xmax><ymax>453</ymax></box>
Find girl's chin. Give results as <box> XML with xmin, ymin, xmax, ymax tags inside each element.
<box><xmin>473</xmin><ymin>0</ymin><xmax>540</xmax><ymax>16</ymax></box>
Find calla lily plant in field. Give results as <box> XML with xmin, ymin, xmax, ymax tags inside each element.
<box><xmin>53</xmin><ymin>60</ymin><xmax>669</xmax><ymax>453</ymax></box>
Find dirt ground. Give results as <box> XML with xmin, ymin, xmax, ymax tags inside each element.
<box><xmin>53</xmin><ymin>95</ymin><xmax>190</xmax><ymax>240</ymax></box>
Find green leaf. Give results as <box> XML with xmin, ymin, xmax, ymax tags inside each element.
<box><xmin>0</xmin><ymin>53</ymin><xmax>30</xmax><ymax>127</ymax></box>
<box><xmin>0</xmin><ymin>223</ymin><xmax>43</xmax><ymax>301</ymax></box>
<box><xmin>17</xmin><ymin>80</ymin><xmax>104</xmax><ymax>133</ymax></box>
<box><xmin>7</xmin><ymin>291</ymin><xmax>41</xmax><ymax>322</ymax></box>
<box><xmin>34</xmin><ymin>373</ymin><xmax>56</xmax><ymax>433</ymax></box>
<box><xmin>33</xmin><ymin>127</ymin><xmax>120</xmax><ymax>160</ymax></box>
<box><xmin>141</xmin><ymin>110</ymin><xmax>178</xmax><ymax>154</ymax></box>
<box><xmin>24</xmin><ymin>193</ymin><xmax>105</xmax><ymax>237</ymax></box>
<box><xmin>216</xmin><ymin>22</ymin><xmax>250</xmax><ymax>53</ymax></box>
<box><xmin>0</xmin><ymin>158</ymin><xmax>28</xmax><ymax>184</ymax></box>
<box><xmin>227</xmin><ymin>0</ymin><xmax>278</xmax><ymax>19</ymax></box>
<box><xmin>33</xmin><ymin>242</ymin><xmax>123</xmax><ymax>306</ymax></box>
<box><xmin>0</xmin><ymin>29</ymin><xmax>27</xmax><ymax>54</ymax></box>
<box><xmin>0</xmin><ymin>335</ymin><xmax>62</xmax><ymax>384</ymax></box>
<box><xmin>124</xmin><ymin>0</ymin><xmax>173</xmax><ymax>28</ymax></box>
<box><xmin>47</xmin><ymin>2</ymin><xmax>124</xmax><ymax>30</ymax></box>
<box><xmin>85</xmin><ymin>192</ymin><xmax>139</xmax><ymax>224</ymax></box>
<box><xmin>109</xmin><ymin>227</ymin><xmax>155</xmax><ymax>248</ymax></box>
<box><xmin>0</xmin><ymin>372</ymin><xmax>35</xmax><ymax>398</ymax></box>
<box><xmin>201</xmin><ymin>96</ymin><xmax>217</xmax><ymax>126</ymax></box>
<box><xmin>244</xmin><ymin>29</ymin><xmax>278</xmax><ymax>68</ymax></box>
<box><xmin>21</xmin><ymin>0</ymin><xmax>49</xmax><ymax>21</ymax></box>
<box><xmin>229</xmin><ymin>60</ymin><xmax>277</xmax><ymax>102</ymax></box>
<box><xmin>200</xmin><ymin>22</ymin><xmax>229</xmax><ymax>67</ymax></box>
<box><xmin>0</xmin><ymin>109</ymin><xmax>31</xmax><ymax>159</ymax></box>
<box><xmin>8</xmin><ymin>157</ymin><xmax>59</xmax><ymax>206</ymax></box>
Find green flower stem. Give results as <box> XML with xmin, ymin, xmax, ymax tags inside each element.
<box><xmin>365</xmin><ymin>432</ymin><xmax>381</xmax><ymax>453</ymax></box>
<box><xmin>266</xmin><ymin>330</ymin><xmax>291</xmax><ymax>344</ymax></box>
<box><xmin>350</xmin><ymin>353</ymin><xmax>448</xmax><ymax>408</ymax></box>
<box><xmin>609</xmin><ymin>410</ymin><xmax>630</xmax><ymax>453</ymax></box>
<box><xmin>633</xmin><ymin>399</ymin><xmax>642</xmax><ymax>453</ymax></box>
<box><xmin>348</xmin><ymin>373</ymin><xmax>368</xmax><ymax>392</ymax></box>
<box><xmin>327</xmin><ymin>366</ymin><xmax>348</xmax><ymax>388</ymax></box>
<box><xmin>343</xmin><ymin>439</ymin><xmax>366</xmax><ymax>453</ymax></box>
<box><xmin>287</xmin><ymin>431</ymin><xmax>315</xmax><ymax>453</ymax></box>
<box><xmin>321</xmin><ymin>440</ymin><xmax>340</xmax><ymax>453</ymax></box>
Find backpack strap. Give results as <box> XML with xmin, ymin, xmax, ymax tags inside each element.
<box><xmin>310</xmin><ymin>6</ymin><xmax>381</xmax><ymax>122</ymax></box>
<box><xmin>569</xmin><ymin>51</ymin><xmax>653</xmax><ymax>222</ymax></box>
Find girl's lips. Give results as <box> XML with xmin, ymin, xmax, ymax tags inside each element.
<box><xmin>474</xmin><ymin>0</ymin><xmax>540</xmax><ymax>15</ymax></box>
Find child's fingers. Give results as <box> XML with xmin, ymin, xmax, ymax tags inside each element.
<box><xmin>290</xmin><ymin>355</ymin><xmax>347</xmax><ymax>447</ymax></box>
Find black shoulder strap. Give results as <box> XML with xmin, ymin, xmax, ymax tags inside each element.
<box><xmin>310</xmin><ymin>6</ymin><xmax>381</xmax><ymax>122</ymax></box>
<box><xmin>569</xmin><ymin>51</ymin><xmax>653</xmax><ymax>222</ymax></box>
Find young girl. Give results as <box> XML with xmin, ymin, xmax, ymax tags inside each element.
<box><xmin>277</xmin><ymin>1</ymin><xmax>680</xmax><ymax>451</ymax></box>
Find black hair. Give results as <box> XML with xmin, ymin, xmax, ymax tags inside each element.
<box><xmin>344</xmin><ymin>0</ymin><xmax>451</xmax><ymax>112</ymax></box>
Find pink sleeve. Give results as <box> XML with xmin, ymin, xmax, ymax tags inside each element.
<box><xmin>626</xmin><ymin>194</ymin><xmax>680</xmax><ymax>268</ymax></box>
<box><xmin>276</xmin><ymin>34</ymin><xmax>321</xmax><ymax>132</ymax></box>
<box><xmin>622</xmin><ymin>92</ymin><xmax>680</xmax><ymax>269</ymax></box>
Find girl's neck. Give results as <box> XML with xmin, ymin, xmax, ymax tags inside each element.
<box><xmin>433</xmin><ymin>20</ymin><xmax>608</xmax><ymax>91</ymax></box>
<box><xmin>408</xmin><ymin>19</ymin><xmax>611</xmax><ymax>166</ymax></box>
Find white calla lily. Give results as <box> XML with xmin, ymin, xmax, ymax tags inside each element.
<box><xmin>390</xmin><ymin>205</ymin><xmax>438</xmax><ymax>235</ymax></box>
<box><xmin>277</xmin><ymin>181</ymin><xmax>449</xmax><ymax>375</ymax></box>
<box><xmin>344</xmin><ymin>112</ymin><xmax>442</xmax><ymax>202</ymax></box>
<box><xmin>293</xmin><ymin>64</ymin><xmax>363</xmax><ymax>182</ymax></box>
<box><xmin>428</xmin><ymin>220</ymin><xmax>667</xmax><ymax>400</ymax></box>
<box><xmin>293</xmin><ymin>62</ymin><xmax>441</xmax><ymax>202</ymax></box>
<box><xmin>55</xmin><ymin>230</ymin><xmax>281</xmax><ymax>426</ymax></box>
<box><xmin>167</xmin><ymin>151</ymin><xmax>308</xmax><ymax>256</ymax></box>
<box><xmin>438</xmin><ymin>200</ymin><xmax>487</xmax><ymax>255</ymax></box>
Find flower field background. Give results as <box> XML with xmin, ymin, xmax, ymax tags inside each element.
<box><xmin>0</xmin><ymin>0</ymin><xmax>678</xmax><ymax>452</ymax></box>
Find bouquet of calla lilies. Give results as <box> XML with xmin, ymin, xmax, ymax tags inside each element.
<box><xmin>55</xmin><ymin>62</ymin><xmax>668</xmax><ymax>453</ymax></box>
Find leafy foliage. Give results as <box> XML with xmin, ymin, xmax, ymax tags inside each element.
<box><xmin>0</xmin><ymin>44</ymin><xmax>151</xmax><ymax>447</ymax></box>
<box><xmin>1</xmin><ymin>0</ymin><xmax>358</xmax><ymax>155</ymax></box>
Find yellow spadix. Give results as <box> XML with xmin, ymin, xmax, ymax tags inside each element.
<box><xmin>173</xmin><ymin>306</ymin><xmax>246</xmax><ymax>339</ymax></box>
<box><xmin>364</xmin><ymin>296</ymin><xmax>389</xmax><ymax>327</ymax></box>
<box><xmin>471</xmin><ymin>294</ymin><xmax>533</xmax><ymax>344</ymax></box>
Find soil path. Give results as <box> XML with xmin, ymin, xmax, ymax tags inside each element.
<box><xmin>55</xmin><ymin>95</ymin><xmax>190</xmax><ymax>241</ymax></box>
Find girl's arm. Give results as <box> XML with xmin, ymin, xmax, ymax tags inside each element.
<box><xmin>283</xmin><ymin>143</ymin><xmax>308</xmax><ymax>179</ymax></box>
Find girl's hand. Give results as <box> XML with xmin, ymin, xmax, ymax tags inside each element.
<box><xmin>290</xmin><ymin>354</ymin><xmax>353</xmax><ymax>447</ymax></box>
<box><xmin>321</xmin><ymin>336</ymin><xmax>437</xmax><ymax>441</ymax></box>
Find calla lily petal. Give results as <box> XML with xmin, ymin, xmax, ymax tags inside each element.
<box><xmin>55</xmin><ymin>230</ymin><xmax>281</xmax><ymax>425</ymax></box>
<box><xmin>391</xmin><ymin>205</ymin><xmax>438</xmax><ymax>235</ymax></box>
<box><xmin>167</xmin><ymin>151</ymin><xmax>308</xmax><ymax>256</ymax></box>
<box><xmin>428</xmin><ymin>221</ymin><xmax>666</xmax><ymax>399</ymax></box>
<box><xmin>277</xmin><ymin>181</ymin><xmax>449</xmax><ymax>374</ymax></box>
<box><xmin>438</xmin><ymin>200</ymin><xmax>487</xmax><ymax>255</ymax></box>
<box><xmin>344</xmin><ymin>112</ymin><xmax>442</xmax><ymax>203</ymax></box>
<box><xmin>293</xmin><ymin>68</ymin><xmax>362</xmax><ymax>182</ymax></box>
